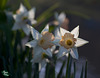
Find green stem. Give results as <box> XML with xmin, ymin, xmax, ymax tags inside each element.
<box><xmin>66</xmin><ymin>54</ymin><xmax>72</xmax><ymax>78</ymax></box>
<box><xmin>34</xmin><ymin>63</ymin><xmax>39</xmax><ymax>78</ymax></box>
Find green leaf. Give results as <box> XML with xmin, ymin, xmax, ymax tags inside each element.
<box><xmin>26</xmin><ymin>49</ymin><xmax>32</xmax><ymax>78</ymax></box>
<box><xmin>24</xmin><ymin>0</ymin><xmax>31</xmax><ymax>9</ymax></box>
<box><xmin>45</xmin><ymin>63</ymin><xmax>55</xmax><ymax>78</ymax></box>
<box><xmin>57</xmin><ymin>60</ymin><xmax>66</xmax><ymax>78</ymax></box>
<box><xmin>45</xmin><ymin>63</ymin><xmax>49</xmax><ymax>78</ymax></box>
<box><xmin>34</xmin><ymin>63</ymin><xmax>39</xmax><ymax>78</ymax></box>
<box><xmin>36</xmin><ymin>3</ymin><xmax>59</xmax><ymax>26</ymax></box>
<box><xmin>65</xmin><ymin>10</ymin><xmax>90</xmax><ymax>20</ymax></box>
<box><xmin>0</xmin><ymin>0</ymin><xmax>8</xmax><ymax>10</ymax></box>
<box><xmin>0</xmin><ymin>11</ymin><xmax>7</xmax><ymax>30</ymax></box>
<box><xmin>49</xmin><ymin>26</ymin><xmax>55</xmax><ymax>33</ymax></box>
<box><xmin>66</xmin><ymin>54</ymin><xmax>72</xmax><ymax>78</ymax></box>
<box><xmin>80</xmin><ymin>66</ymin><xmax>84</xmax><ymax>78</ymax></box>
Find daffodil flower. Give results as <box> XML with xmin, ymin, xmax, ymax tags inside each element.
<box><xmin>25</xmin><ymin>24</ymin><xmax>55</xmax><ymax>69</ymax></box>
<box><xmin>12</xmin><ymin>3</ymin><xmax>37</xmax><ymax>35</ymax></box>
<box><xmin>54</xmin><ymin>12</ymin><xmax>66</xmax><ymax>26</ymax></box>
<box><xmin>53</xmin><ymin>26</ymin><xmax>89</xmax><ymax>59</ymax></box>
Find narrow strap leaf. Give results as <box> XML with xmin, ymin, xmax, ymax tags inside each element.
<box><xmin>57</xmin><ymin>60</ymin><xmax>66</xmax><ymax>78</ymax></box>
<box><xmin>80</xmin><ymin>65</ymin><xmax>84</xmax><ymax>78</ymax></box>
<box><xmin>66</xmin><ymin>54</ymin><xmax>72</xmax><ymax>78</ymax></box>
<box><xmin>24</xmin><ymin>0</ymin><xmax>31</xmax><ymax>9</ymax></box>
<box><xmin>34</xmin><ymin>63</ymin><xmax>39</xmax><ymax>78</ymax></box>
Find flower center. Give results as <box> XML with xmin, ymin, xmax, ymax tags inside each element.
<box><xmin>65</xmin><ymin>39</ymin><xmax>73</xmax><ymax>46</ymax></box>
<box><xmin>59</xmin><ymin>33</ymin><xmax>76</xmax><ymax>49</ymax></box>
<box><xmin>39</xmin><ymin>39</ymin><xmax>45</xmax><ymax>45</ymax></box>
<box><xmin>38</xmin><ymin>31</ymin><xmax>55</xmax><ymax>49</ymax></box>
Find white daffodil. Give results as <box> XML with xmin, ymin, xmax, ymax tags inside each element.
<box><xmin>54</xmin><ymin>12</ymin><xmax>66</xmax><ymax>26</ymax></box>
<box><xmin>12</xmin><ymin>3</ymin><xmax>37</xmax><ymax>35</ymax></box>
<box><xmin>25</xmin><ymin>24</ymin><xmax>55</xmax><ymax>69</ymax></box>
<box><xmin>53</xmin><ymin>26</ymin><xmax>89</xmax><ymax>59</ymax></box>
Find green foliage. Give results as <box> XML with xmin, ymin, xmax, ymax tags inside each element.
<box><xmin>0</xmin><ymin>0</ymin><xmax>8</xmax><ymax>10</ymax></box>
<box><xmin>24</xmin><ymin>0</ymin><xmax>31</xmax><ymax>9</ymax></box>
<box><xmin>66</xmin><ymin>54</ymin><xmax>72</xmax><ymax>78</ymax></box>
<box><xmin>57</xmin><ymin>60</ymin><xmax>66</xmax><ymax>78</ymax></box>
<box><xmin>80</xmin><ymin>66</ymin><xmax>84</xmax><ymax>78</ymax></box>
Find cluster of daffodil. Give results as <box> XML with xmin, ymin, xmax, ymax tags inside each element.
<box><xmin>12</xmin><ymin>4</ymin><xmax>89</xmax><ymax>71</ymax></box>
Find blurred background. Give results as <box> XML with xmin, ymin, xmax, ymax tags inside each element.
<box><xmin>0</xmin><ymin>0</ymin><xmax>100</xmax><ymax>78</ymax></box>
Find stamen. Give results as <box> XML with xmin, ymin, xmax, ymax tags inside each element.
<box><xmin>65</xmin><ymin>39</ymin><xmax>73</xmax><ymax>46</ymax></box>
<box><xmin>59</xmin><ymin>33</ymin><xmax>76</xmax><ymax>49</ymax></box>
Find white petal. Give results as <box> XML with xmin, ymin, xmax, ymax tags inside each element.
<box><xmin>30</xmin><ymin>19</ymin><xmax>37</xmax><ymax>25</ymax></box>
<box><xmin>13</xmin><ymin>14</ymin><xmax>22</xmax><ymax>22</ymax></box>
<box><xmin>28</xmin><ymin>7</ymin><xmax>36</xmax><ymax>19</ymax></box>
<box><xmin>75</xmin><ymin>38</ymin><xmax>89</xmax><ymax>47</ymax></box>
<box><xmin>54</xmin><ymin>50</ymin><xmax>59</xmax><ymax>54</ymax></box>
<box><xmin>25</xmin><ymin>40</ymin><xmax>37</xmax><ymax>48</ymax></box>
<box><xmin>52</xmin><ymin>39</ymin><xmax>60</xmax><ymax>46</ymax></box>
<box><xmin>60</xmin><ymin>27</ymin><xmax>70</xmax><ymax>36</ymax></box>
<box><xmin>22</xmin><ymin>24</ymin><xmax>31</xmax><ymax>35</ymax></box>
<box><xmin>70</xmin><ymin>47</ymin><xmax>78</xmax><ymax>59</ymax></box>
<box><xmin>12</xmin><ymin>23</ymin><xmax>21</xmax><ymax>30</ymax></box>
<box><xmin>43</xmin><ymin>48</ymin><xmax>52</xmax><ymax>57</ymax></box>
<box><xmin>41</xmin><ymin>24</ymin><xmax>49</xmax><ymax>34</ymax></box>
<box><xmin>58</xmin><ymin>12</ymin><xmax>66</xmax><ymax>23</ymax></box>
<box><xmin>51</xmin><ymin>45</ymin><xmax>56</xmax><ymax>52</ymax></box>
<box><xmin>31</xmin><ymin>56</ymin><xmax>41</xmax><ymax>64</ymax></box>
<box><xmin>30</xmin><ymin>27</ymin><xmax>42</xmax><ymax>40</ymax></box>
<box><xmin>39</xmin><ymin>63</ymin><xmax>41</xmax><ymax>71</ymax></box>
<box><xmin>66</xmin><ymin>53</ymin><xmax>69</xmax><ymax>57</ymax></box>
<box><xmin>13</xmin><ymin>14</ymin><xmax>16</xmax><ymax>20</ymax></box>
<box><xmin>19</xmin><ymin>3</ymin><xmax>27</xmax><ymax>13</ymax></box>
<box><xmin>57</xmin><ymin>46</ymin><xmax>68</xmax><ymax>59</ymax></box>
<box><xmin>34</xmin><ymin>46</ymin><xmax>43</xmax><ymax>55</ymax></box>
<box><xmin>31</xmin><ymin>46</ymin><xmax>43</xmax><ymax>63</ymax></box>
<box><xmin>22</xmin><ymin>11</ymin><xmax>28</xmax><ymax>17</ymax></box>
<box><xmin>41</xmin><ymin>60</ymin><xmax>46</xmax><ymax>68</ymax></box>
<box><xmin>71</xmin><ymin>25</ymin><xmax>79</xmax><ymax>38</ymax></box>
<box><xmin>54</xmin><ymin>28</ymin><xmax>61</xmax><ymax>39</ymax></box>
<box><xmin>39</xmin><ymin>60</ymin><xmax>46</xmax><ymax>71</ymax></box>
